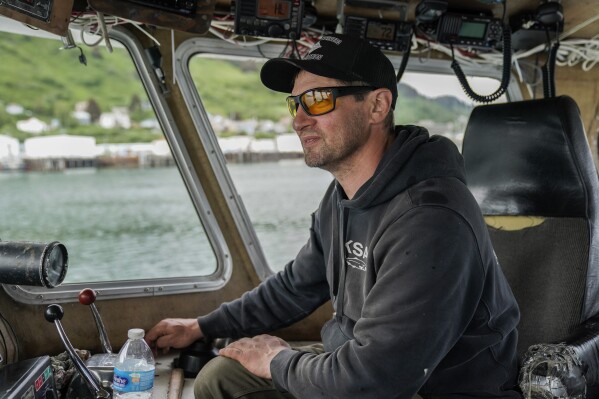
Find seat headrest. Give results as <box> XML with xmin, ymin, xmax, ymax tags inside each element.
<box><xmin>462</xmin><ymin>96</ymin><xmax>597</xmax><ymax>217</ymax></box>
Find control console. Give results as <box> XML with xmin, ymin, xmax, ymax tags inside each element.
<box><xmin>436</xmin><ymin>13</ymin><xmax>503</xmax><ymax>49</ymax></box>
<box><xmin>0</xmin><ymin>356</ymin><xmax>57</xmax><ymax>399</ymax></box>
<box><xmin>343</xmin><ymin>16</ymin><xmax>412</xmax><ymax>52</ymax></box>
<box><xmin>233</xmin><ymin>0</ymin><xmax>304</xmax><ymax>39</ymax></box>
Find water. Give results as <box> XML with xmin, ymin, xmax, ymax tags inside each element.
<box><xmin>227</xmin><ymin>160</ymin><xmax>332</xmax><ymax>269</ymax></box>
<box><xmin>0</xmin><ymin>161</ymin><xmax>332</xmax><ymax>282</ymax></box>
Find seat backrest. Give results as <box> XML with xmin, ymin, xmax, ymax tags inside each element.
<box><xmin>462</xmin><ymin>96</ymin><xmax>599</xmax><ymax>355</ymax></box>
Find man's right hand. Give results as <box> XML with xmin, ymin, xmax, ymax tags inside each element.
<box><xmin>145</xmin><ymin>318</ymin><xmax>203</xmax><ymax>354</ymax></box>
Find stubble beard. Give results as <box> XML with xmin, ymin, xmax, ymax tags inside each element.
<box><xmin>303</xmin><ymin>111</ymin><xmax>369</xmax><ymax>173</ymax></box>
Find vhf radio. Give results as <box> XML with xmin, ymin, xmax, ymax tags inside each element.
<box><xmin>125</xmin><ymin>0</ymin><xmax>198</xmax><ymax>15</ymax></box>
<box><xmin>233</xmin><ymin>0</ymin><xmax>304</xmax><ymax>39</ymax></box>
<box><xmin>343</xmin><ymin>16</ymin><xmax>412</xmax><ymax>52</ymax></box>
<box><xmin>435</xmin><ymin>13</ymin><xmax>503</xmax><ymax>49</ymax></box>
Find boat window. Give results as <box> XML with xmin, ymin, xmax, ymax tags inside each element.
<box><xmin>396</xmin><ymin>72</ymin><xmax>507</xmax><ymax>150</ymax></box>
<box><xmin>185</xmin><ymin>51</ymin><xmax>506</xmax><ymax>273</ymax></box>
<box><xmin>0</xmin><ymin>30</ymin><xmax>222</xmax><ymax>302</ymax></box>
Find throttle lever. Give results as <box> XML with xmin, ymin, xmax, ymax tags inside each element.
<box><xmin>79</xmin><ymin>288</ymin><xmax>113</xmax><ymax>354</ymax></box>
<box><xmin>45</xmin><ymin>304</ymin><xmax>110</xmax><ymax>399</ymax></box>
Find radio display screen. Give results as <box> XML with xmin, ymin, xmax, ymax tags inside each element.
<box><xmin>458</xmin><ymin>21</ymin><xmax>487</xmax><ymax>39</ymax></box>
<box><xmin>257</xmin><ymin>0</ymin><xmax>291</xmax><ymax>20</ymax></box>
<box><xmin>366</xmin><ymin>21</ymin><xmax>396</xmax><ymax>41</ymax></box>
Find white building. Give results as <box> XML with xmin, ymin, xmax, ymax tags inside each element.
<box><xmin>217</xmin><ymin>136</ymin><xmax>252</xmax><ymax>154</ymax></box>
<box><xmin>216</xmin><ymin>133</ymin><xmax>303</xmax><ymax>162</ymax></box>
<box><xmin>96</xmin><ymin>139</ymin><xmax>173</xmax><ymax>167</ymax></box>
<box><xmin>24</xmin><ymin>135</ymin><xmax>96</xmax><ymax>159</ymax></box>
<box><xmin>5</xmin><ymin>103</ymin><xmax>25</xmax><ymax>115</ymax></box>
<box><xmin>99</xmin><ymin>107</ymin><xmax>131</xmax><ymax>129</ymax></box>
<box><xmin>72</xmin><ymin>110</ymin><xmax>92</xmax><ymax>125</ymax></box>
<box><xmin>24</xmin><ymin>135</ymin><xmax>97</xmax><ymax>170</ymax></box>
<box><xmin>96</xmin><ymin>140</ymin><xmax>169</xmax><ymax>158</ymax></box>
<box><xmin>16</xmin><ymin>117</ymin><xmax>49</xmax><ymax>134</ymax></box>
<box><xmin>276</xmin><ymin>133</ymin><xmax>302</xmax><ymax>153</ymax></box>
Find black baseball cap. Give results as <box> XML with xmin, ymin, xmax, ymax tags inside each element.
<box><xmin>260</xmin><ymin>34</ymin><xmax>398</xmax><ymax>109</ymax></box>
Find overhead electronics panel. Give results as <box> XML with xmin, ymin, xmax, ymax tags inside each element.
<box><xmin>343</xmin><ymin>16</ymin><xmax>412</xmax><ymax>52</ymax></box>
<box><xmin>0</xmin><ymin>0</ymin><xmax>74</xmax><ymax>36</ymax></box>
<box><xmin>88</xmin><ymin>0</ymin><xmax>216</xmax><ymax>34</ymax></box>
<box><xmin>232</xmin><ymin>0</ymin><xmax>304</xmax><ymax>39</ymax></box>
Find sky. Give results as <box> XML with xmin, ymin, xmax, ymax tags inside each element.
<box><xmin>400</xmin><ymin>71</ymin><xmax>503</xmax><ymax>104</ymax></box>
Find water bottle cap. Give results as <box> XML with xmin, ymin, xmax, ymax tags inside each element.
<box><xmin>128</xmin><ymin>328</ymin><xmax>145</xmax><ymax>339</ymax></box>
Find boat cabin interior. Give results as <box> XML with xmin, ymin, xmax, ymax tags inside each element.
<box><xmin>0</xmin><ymin>0</ymin><xmax>599</xmax><ymax>397</ymax></box>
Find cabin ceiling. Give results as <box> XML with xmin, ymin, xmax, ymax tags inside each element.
<box><xmin>209</xmin><ymin>0</ymin><xmax>596</xmax><ymax>39</ymax></box>
<box><xmin>0</xmin><ymin>0</ymin><xmax>597</xmax><ymax>42</ymax></box>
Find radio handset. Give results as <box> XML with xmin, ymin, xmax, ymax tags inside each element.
<box><xmin>450</xmin><ymin>23</ymin><xmax>512</xmax><ymax>103</ymax></box>
<box><xmin>415</xmin><ymin>2</ymin><xmax>513</xmax><ymax>104</ymax></box>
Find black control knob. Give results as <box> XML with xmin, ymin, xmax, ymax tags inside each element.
<box><xmin>45</xmin><ymin>304</ymin><xmax>108</xmax><ymax>398</ymax></box>
<box><xmin>267</xmin><ymin>24</ymin><xmax>284</xmax><ymax>37</ymax></box>
<box><xmin>44</xmin><ymin>304</ymin><xmax>64</xmax><ymax>322</ymax></box>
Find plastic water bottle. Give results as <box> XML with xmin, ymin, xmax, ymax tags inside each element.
<box><xmin>112</xmin><ymin>328</ymin><xmax>155</xmax><ymax>399</ymax></box>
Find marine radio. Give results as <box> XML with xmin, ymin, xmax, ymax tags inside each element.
<box><xmin>343</xmin><ymin>16</ymin><xmax>412</xmax><ymax>52</ymax></box>
<box><xmin>126</xmin><ymin>0</ymin><xmax>198</xmax><ymax>15</ymax></box>
<box><xmin>88</xmin><ymin>0</ymin><xmax>215</xmax><ymax>34</ymax></box>
<box><xmin>436</xmin><ymin>13</ymin><xmax>503</xmax><ymax>49</ymax></box>
<box><xmin>233</xmin><ymin>0</ymin><xmax>304</xmax><ymax>39</ymax></box>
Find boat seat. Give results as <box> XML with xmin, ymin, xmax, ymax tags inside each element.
<box><xmin>462</xmin><ymin>96</ymin><xmax>599</xmax><ymax>396</ymax></box>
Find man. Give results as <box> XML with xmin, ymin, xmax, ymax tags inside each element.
<box><xmin>146</xmin><ymin>34</ymin><xmax>521</xmax><ymax>398</ymax></box>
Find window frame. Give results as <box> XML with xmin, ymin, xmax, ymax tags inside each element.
<box><xmin>3</xmin><ymin>27</ymin><xmax>231</xmax><ymax>304</ymax></box>
<box><xmin>174</xmin><ymin>36</ymin><xmax>523</xmax><ymax>279</ymax></box>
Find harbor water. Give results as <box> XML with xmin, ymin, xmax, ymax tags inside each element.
<box><xmin>0</xmin><ymin>161</ymin><xmax>332</xmax><ymax>283</ymax></box>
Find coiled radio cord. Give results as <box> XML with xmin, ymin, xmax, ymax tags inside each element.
<box><xmin>450</xmin><ymin>24</ymin><xmax>512</xmax><ymax>103</ymax></box>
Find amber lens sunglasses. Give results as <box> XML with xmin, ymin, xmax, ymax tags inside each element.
<box><xmin>286</xmin><ymin>86</ymin><xmax>375</xmax><ymax>118</ymax></box>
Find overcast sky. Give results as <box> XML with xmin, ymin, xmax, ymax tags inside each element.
<box><xmin>401</xmin><ymin>72</ymin><xmax>502</xmax><ymax>104</ymax></box>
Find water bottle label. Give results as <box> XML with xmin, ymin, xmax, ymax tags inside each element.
<box><xmin>113</xmin><ymin>368</ymin><xmax>154</xmax><ymax>392</ymax></box>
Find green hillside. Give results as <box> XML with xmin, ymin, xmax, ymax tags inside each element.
<box><xmin>190</xmin><ymin>58</ymin><xmax>289</xmax><ymax>122</ymax></box>
<box><xmin>190</xmin><ymin>57</ymin><xmax>474</xmax><ymax>126</ymax></box>
<box><xmin>0</xmin><ymin>31</ymin><xmax>472</xmax><ymax>143</ymax></box>
<box><xmin>0</xmin><ymin>35</ymin><xmax>144</xmax><ymax>115</ymax></box>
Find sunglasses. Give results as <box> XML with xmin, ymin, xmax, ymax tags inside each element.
<box><xmin>286</xmin><ymin>86</ymin><xmax>376</xmax><ymax>118</ymax></box>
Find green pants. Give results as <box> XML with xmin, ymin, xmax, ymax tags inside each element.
<box><xmin>193</xmin><ymin>344</ymin><xmax>323</xmax><ymax>399</ymax></box>
<box><xmin>193</xmin><ymin>343</ymin><xmax>424</xmax><ymax>399</ymax></box>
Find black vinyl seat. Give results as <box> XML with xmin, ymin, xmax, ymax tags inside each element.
<box><xmin>462</xmin><ymin>96</ymin><xmax>599</xmax><ymax>396</ymax></box>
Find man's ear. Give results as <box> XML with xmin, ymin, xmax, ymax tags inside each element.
<box><xmin>369</xmin><ymin>89</ymin><xmax>393</xmax><ymax>124</ymax></box>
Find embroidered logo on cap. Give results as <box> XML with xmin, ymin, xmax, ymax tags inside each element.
<box><xmin>303</xmin><ymin>36</ymin><xmax>344</xmax><ymax>61</ymax></box>
<box><xmin>304</xmin><ymin>53</ymin><xmax>323</xmax><ymax>60</ymax></box>
<box><xmin>319</xmin><ymin>36</ymin><xmax>342</xmax><ymax>45</ymax></box>
<box><xmin>304</xmin><ymin>41</ymin><xmax>322</xmax><ymax>60</ymax></box>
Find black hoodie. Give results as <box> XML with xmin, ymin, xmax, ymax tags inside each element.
<box><xmin>200</xmin><ymin>126</ymin><xmax>521</xmax><ymax>398</ymax></box>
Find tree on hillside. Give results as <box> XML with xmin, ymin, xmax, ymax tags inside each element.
<box><xmin>87</xmin><ymin>98</ymin><xmax>102</xmax><ymax>122</ymax></box>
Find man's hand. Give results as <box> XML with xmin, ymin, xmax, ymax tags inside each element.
<box><xmin>219</xmin><ymin>335</ymin><xmax>291</xmax><ymax>379</ymax></box>
<box><xmin>145</xmin><ymin>318</ymin><xmax>203</xmax><ymax>355</ymax></box>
